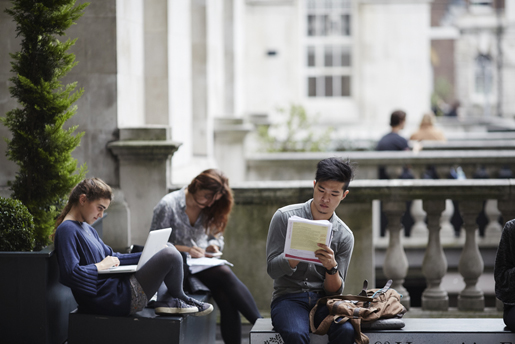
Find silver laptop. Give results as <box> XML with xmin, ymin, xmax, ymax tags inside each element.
<box><xmin>98</xmin><ymin>227</ymin><xmax>172</xmax><ymax>274</ymax></box>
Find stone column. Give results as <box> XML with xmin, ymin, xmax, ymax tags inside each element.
<box><xmin>168</xmin><ymin>0</ymin><xmax>193</xmax><ymax>166</ymax></box>
<box><xmin>213</xmin><ymin>117</ymin><xmax>252</xmax><ymax>182</ymax></box>
<box><xmin>382</xmin><ymin>201</ymin><xmax>410</xmax><ymax>309</ymax></box>
<box><xmin>421</xmin><ymin>200</ymin><xmax>449</xmax><ymax>311</ymax></box>
<box><xmin>144</xmin><ymin>0</ymin><xmax>169</xmax><ymax>125</ymax></box>
<box><xmin>337</xmin><ymin>201</ymin><xmax>375</xmax><ymax>294</ymax></box>
<box><xmin>102</xmin><ymin>188</ymin><xmax>131</xmax><ymax>252</ymax></box>
<box><xmin>191</xmin><ymin>0</ymin><xmax>209</xmax><ymax>156</ymax></box>
<box><xmin>108</xmin><ymin>127</ymin><xmax>181</xmax><ymax>245</ymax></box>
<box><xmin>457</xmin><ymin>200</ymin><xmax>485</xmax><ymax>311</ymax></box>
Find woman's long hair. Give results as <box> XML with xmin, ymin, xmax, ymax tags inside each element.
<box><xmin>187</xmin><ymin>169</ymin><xmax>233</xmax><ymax>235</ymax></box>
<box><xmin>52</xmin><ymin>178</ymin><xmax>113</xmax><ymax>238</ymax></box>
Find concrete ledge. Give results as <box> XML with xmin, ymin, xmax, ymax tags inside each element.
<box><xmin>250</xmin><ymin>318</ymin><xmax>514</xmax><ymax>344</ymax></box>
<box><xmin>68</xmin><ymin>294</ymin><xmax>216</xmax><ymax>344</ymax></box>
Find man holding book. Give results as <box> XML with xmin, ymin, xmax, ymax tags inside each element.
<box><xmin>266</xmin><ymin>157</ymin><xmax>355</xmax><ymax>344</ymax></box>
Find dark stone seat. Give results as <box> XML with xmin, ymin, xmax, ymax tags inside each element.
<box><xmin>249</xmin><ymin>317</ymin><xmax>515</xmax><ymax>344</ymax></box>
<box><xmin>68</xmin><ymin>294</ymin><xmax>216</xmax><ymax>344</ymax></box>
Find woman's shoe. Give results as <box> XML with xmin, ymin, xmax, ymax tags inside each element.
<box><xmin>186</xmin><ymin>297</ymin><xmax>214</xmax><ymax>317</ymax></box>
<box><xmin>155</xmin><ymin>298</ymin><xmax>198</xmax><ymax>315</ymax></box>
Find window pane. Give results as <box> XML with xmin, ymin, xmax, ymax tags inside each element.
<box><xmin>307</xmin><ymin>46</ymin><xmax>316</xmax><ymax>67</ymax></box>
<box><xmin>475</xmin><ymin>54</ymin><xmax>493</xmax><ymax>94</ymax></box>
<box><xmin>341</xmin><ymin>48</ymin><xmax>351</xmax><ymax>66</ymax></box>
<box><xmin>325</xmin><ymin>76</ymin><xmax>333</xmax><ymax>96</ymax></box>
<box><xmin>308</xmin><ymin>77</ymin><xmax>317</xmax><ymax>97</ymax></box>
<box><xmin>341</xmin><ymin>76</ymin><xmax>351</xmax><ymax>96</ymax></box>
<box><xmin>324</xmin><ymin>46</ymin><xmax>333</xmax><ymax>67</ymax></box>
<box><xmin>307</xmin><ymin>15</ymin><xmax>316</xmax><ymax>36</ymax></box>
<box><xmin>342</xmin><ymin>14</ymin><xmax>351</xmax><ymax>35</ymax></box>
<box><xmin>319</xmin><ymin>15</ymin><xmax>329</xmax><ymax>36</ymax></box>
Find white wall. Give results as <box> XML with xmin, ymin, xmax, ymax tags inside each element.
<box><xmin>244</xmin><ymin>3</ymin><xmax>302</xmax><ymax>114</ymax></box>
<box><xmin>357</xmin><ymin>1</ymin><xmax>431</xmax><ymax>133</ymax></box>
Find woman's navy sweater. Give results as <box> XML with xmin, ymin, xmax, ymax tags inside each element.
<box><xmin>54</xmin><ymin>220</ymin><xmax>141</xmax><ymax>315</ymax></box>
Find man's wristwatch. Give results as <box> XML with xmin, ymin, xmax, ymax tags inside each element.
<box><xmin>326</xmin><ymin>264</ymin><xmax>338</xmax><ymax>275</ymax></box>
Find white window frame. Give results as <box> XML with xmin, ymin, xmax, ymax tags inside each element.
<box><xmin>303</xmin><ymin>0</ymin><xmax>353</xmax><ymax>98</ymax></box>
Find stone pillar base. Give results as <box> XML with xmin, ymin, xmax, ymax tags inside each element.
<box><xmin>458</xmin><ymin>295</ymin><xmax>485</xmax><ymax>311</ymax></box>
<box><xmin>422</xmin><ymin>295</ymin><xmax>449</xmax><ymax>311</ymax></box>
<box><xmin>400</xmin><ymin>296</ymin><xmax>411</xmax><ymax>311</ymax></box>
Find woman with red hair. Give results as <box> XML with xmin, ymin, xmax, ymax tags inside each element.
<box><xmin>151</xmin><ymin>169</ymin><xmax>262</xmax><ymax>344</ymax></box>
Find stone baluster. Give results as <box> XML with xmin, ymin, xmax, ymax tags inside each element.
<box><xmin>421</xmin><ymin>200</ymin><xmax>448</xmax><ymax>311</ymax></box>
<box><xmin>481</xmin><ymin>199</ymin><xmax>502</xmax><ymax>245</ymax></box>
<box><xmin>440</xmin><ymin>199</ymin><xmax>457</xmax><ymax>241</ymax></box>
<box><xmin>495</xmin><ymin>199</ymin><xmax>514</xmax><ymax>313</ymax></box>
<box><xmin>457</xmin><ymin>200</ymin><xmax>485</xmax><ymax>311</ymax></box>
<box><xmin>409</xmin><ymin>200</ymin><xmax>427</xmax><ymax>243</ymax></box>
<box><xmin>382</xmin><ymin>201</ymin><xmax>410</xmax><ymax>309</ymax></box>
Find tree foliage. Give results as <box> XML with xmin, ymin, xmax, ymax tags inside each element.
<box><xmin>1</xmin><ymin>0</ymin><xmax>88</xmax><ymax>250</ymax></box>
<box><xmin>257</xmin><ymin>104</ymin><xmax>333</xmax><ymax>153</ymax></box>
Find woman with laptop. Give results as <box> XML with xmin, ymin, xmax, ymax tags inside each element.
<box><xmin>150</xmin><ymin>169</ymin><xmax>262</xmax><ymax>344</ymax></box>
<box><xmin>53</xmin><ymin>177</ymin><xmax>213</xmax><ymax>317</ymax></box>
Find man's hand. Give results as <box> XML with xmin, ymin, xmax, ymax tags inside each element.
<box><xmin>288</xmin><ymin>258</ymin><xmax>300</xmax><ymax>268</ymax></box>
<box><xmin>315</xmin><ymin>243</ymin><xmax>337</xmax><ymax>271</ymax></box>
<box><xmin>95</xmin><ymin>256</ymin><xmax>120</xmax><ymax>271</ymax></box>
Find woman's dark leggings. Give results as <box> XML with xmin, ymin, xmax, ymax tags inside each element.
<box><xmin>134</xmin><ymin>246</ymin><xmax>188</xmax><ymax>302</ymax></box>
<box><xmin>195</xmin><ymin>265</ymin><xmax>262</xmax><ymax>344</ymax></box>
<box><xmin>504</xmin><ymin>304</ymin><xmax>515</xmax><ymax>331</ymax></box>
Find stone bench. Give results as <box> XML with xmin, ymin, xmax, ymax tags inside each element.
<box><xmin>249</xmin><ymin>317</ymin><xmax>515</xmax><ymax>344</ymax></box>
<box><xmin>68</xmin><ymin>294</ymin><xmax>216</xmax><ymax>344</ymax></box>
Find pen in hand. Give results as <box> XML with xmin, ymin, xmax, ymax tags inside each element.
<box><xmin>189</xmin><ymin>238</ymin><xmax>205</xmax><ymax>258</ymax></box>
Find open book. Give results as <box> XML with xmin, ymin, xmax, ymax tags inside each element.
<box><xmin>284</xmin><ymin>215</ymin><xmax>333</xmax><ymax>265</ymax></box>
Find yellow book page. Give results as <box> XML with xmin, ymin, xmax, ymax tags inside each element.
<box><xmin>290</xmin><ymin>222</ymin><xmax>328</xmax><ymax>252</ymax></box>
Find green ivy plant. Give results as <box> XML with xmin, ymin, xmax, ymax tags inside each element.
<box><xmin>257</xmin><ymin>104</ymin><xmax>333</xmax><ymax>152</ymax></box>
<box><xmin>0</xmin><ymin>197</ymin><xmax>36</xmax><ymax>251</ymax></box>
<box><xmin>1</xmin><ymin>0</ymin><xmax>89</xmax><ymax>250</ymax></box>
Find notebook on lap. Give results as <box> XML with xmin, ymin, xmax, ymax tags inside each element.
<box><xmin>98</xmin><ymin>227</ymin><xmax>172</xmax><ymax>274</ymax></box>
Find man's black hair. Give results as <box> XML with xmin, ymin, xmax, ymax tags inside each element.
<box><xmin>390</xmin><ymin>110</ymin><xmax>406</xmax><ymax>127</ymax></box>
<box><xmin>315</xmin><ymin>157</ymin><xmax>355</xmax><ymax>191</ymax></box>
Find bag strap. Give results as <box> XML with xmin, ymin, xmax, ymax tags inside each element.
<box><xmin>309</xmin><ymin>293</ymin><xmax>374</xmax><ymax>335</ymax></box>
<box><xmin>358</xmin><ymin>280</ymin><xmax>368</xmax><ymax>297</ymax></box>
<box><xmin>370</xmin><ymin>279</ymin><xmax>392</xmax><ymax>298</ymax></box>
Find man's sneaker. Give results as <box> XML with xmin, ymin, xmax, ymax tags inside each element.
<box><xmin>155</xmin><ymin>298</ymin><xmax>198</xmax><ymax>315</ymax></box>
<box><xmin>186</xmin><ymin>297</ymin><xmax>214</xmax><ymax>317</ymax></box>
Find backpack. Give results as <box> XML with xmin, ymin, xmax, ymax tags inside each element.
<box><xmin>309</xmin><ymin>280</ymin><xmax>407</xmax><ymax>344</ymax></box>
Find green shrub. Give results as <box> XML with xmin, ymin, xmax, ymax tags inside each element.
<box><xmin>0</xmin><ymin>197</ymin><xmax>36</xmax><ymax>251</ymax></box>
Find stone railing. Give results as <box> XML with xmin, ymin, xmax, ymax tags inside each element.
<box><xmin>220</xmin><ymin>179</ymin><xmax>515</xmax><ymax>313</ymax></box>
<box><xmin>409</xmin><ymin>140</ymin><xmax>515</xmax><ymax>151</ymax></box>
<box><xmin>246</xmin><ymin>150</ymin><xmax>515</xmax><ymax>180</ymax></box>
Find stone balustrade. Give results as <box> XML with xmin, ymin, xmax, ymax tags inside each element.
<box><xmin>409</xmin><ymin>140</ymin><xmax>515</xmax><ymax>151</ymax></box>
<box><xmin>246</xmin><ymin>150</ymin><xmax>515</xmax><ymax>180</ymax></box>
<box><xmin>218</xmin><ymin>179</ymin><xmax>514</xmax><ymax>313</ymax></box>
